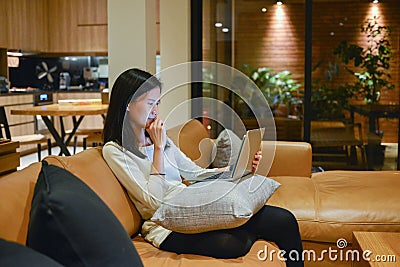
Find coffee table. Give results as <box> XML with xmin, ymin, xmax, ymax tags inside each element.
<box><xmin>352</xmin><ymin>231</ymin><xmax>400</xmax><ymax>267</ymax></box>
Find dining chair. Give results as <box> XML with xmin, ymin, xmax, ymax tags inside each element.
<box><xmin>82</xmin><ymin>130</ymin><xmax>104</xmax><ymax>150</ymax></box>
<box><xmin>0</xmin><ymin>106</ymin><xmax>51</xmax><ymax>161</ymax></box>
<box><xmin>61</xmin><ymin>113</ymin><xmax>105</xmax><ymax>154</ymax></box>
<box><xmin>68</xmin><ymin>128</ymin><xmax>103</xmax><ymax>153</ymax></box>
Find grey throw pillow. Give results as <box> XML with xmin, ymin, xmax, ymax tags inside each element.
<box><xmin>211</xmin><ymin>129</ymin><xmax>243</xmax><ymax>168</ymax></box>
<box><xmin>151</xmin><ymin>175</ymin><xmax>280</xmax><ymax>234</ymax></box>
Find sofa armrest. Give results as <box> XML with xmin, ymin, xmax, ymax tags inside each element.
<box><xmin>256</xmin><ymin>141</ymin><xmax>312</xmax><ymax>178</ymax></box>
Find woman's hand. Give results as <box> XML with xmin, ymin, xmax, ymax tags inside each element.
<box><xmin>146</xmin><ymin>118</ymin><xmax>167</xmax><ymax>149</ymax></box>
<box><xmin>252</xmin><ymin>150</ymin><xmax>262</xmax><ymax>174</ymax></box>
<box><xmin>216</xmin><ymin>166</ymin><xmax>230</xmax><ymax>172</ymax></box>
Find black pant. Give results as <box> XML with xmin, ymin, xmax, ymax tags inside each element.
<box><xmin>160</xmin><ymin>205</ymin><xmax>304</xmax><ymax>267</ymax></box>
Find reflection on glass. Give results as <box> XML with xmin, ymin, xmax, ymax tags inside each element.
<box><xmin>202</xmin><ymin>0</ymin><xmax>399</xmax><ymax>170</ymax></box>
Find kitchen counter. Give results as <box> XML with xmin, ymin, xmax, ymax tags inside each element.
<box><xmin>0</xmin><ymin>90</ymin><xmax>103</xmax><ymax>96</ymax></box>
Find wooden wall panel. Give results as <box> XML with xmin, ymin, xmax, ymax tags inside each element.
<box><xmin>0</xmin><ymin>48</ymin><xmax>8</xmax><ymax>79</ymax></box>
<box><xmin>0</xmin><ymin>0</ymin><xmax>9</xmax><ymax>48</ymax></box>
<box><xmin>202</xmin><ymin>0</ymin><xmax>216</xmax><ymax>63</ymax></box>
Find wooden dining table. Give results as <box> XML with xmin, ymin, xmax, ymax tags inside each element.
<box><xmin>11</xmin><ymin>104</ymin><xmax>108</xmax><ymax>156</ymax></box>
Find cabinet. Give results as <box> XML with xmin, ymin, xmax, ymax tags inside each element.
<box><xmin>0</xmin><ymin>0</ymin><xmax>107</xmax><ymax>53</ymax></box>
<box><xmin>2</xmin><ymin>0</ymin><xmax>48</xmax><ymax>51</ymax></box>
<box><xmin>48</xmin><ymin>0</ymin><xmax>108</xmax><ymax>53</ymax></box>
<box><xmin>77</xmin><ymin>0</ymin><xmax>108</xmax><ymax>26</ymax></box>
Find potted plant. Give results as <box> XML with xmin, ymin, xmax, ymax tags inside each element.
<box><xmin>333</xmin><ymin>16</ymin><xmax>394</xmax><ymax>104</ymax></box>
<box><xmin>311</xmin><ymin>62</ymin><xmax>355</xmax><ymax>120</ymax></box>
<box><xmin>241</xmin><ymin>65</ymin><xmax>302</xmax><ymax>117</ymax></box>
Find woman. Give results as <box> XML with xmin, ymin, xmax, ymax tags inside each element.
<box><xmin>103</xmin><ymin>68</ymin><xmax>304</xmax><ymax>266</ymax></box>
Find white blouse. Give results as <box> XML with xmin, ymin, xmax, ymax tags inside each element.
<box><xmin>102</xmin><ymin>138</ymin><xmax>216</xmax><ymax>248</ymax></box>
<box><xmin>139</xmin><ymin>144</ymin><xmax>183</xmax><ymax>184</ymax></box>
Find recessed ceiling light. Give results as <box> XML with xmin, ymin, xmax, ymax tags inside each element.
<box><xmin>277</xmin><ymin>1</ymin><xmax>283</xmax><ymax>5</ymax></box>
<box><xmin>222</xmin><ymin>27</ymin><xmax>229</xmax><ymax>33</ymax></box>
<box><xmin>372</xmin><ymin>0</ymin><xmax>379</xmax><ymax>3</ymax></box>
<box><xmin>261</xmin><ymin>7</ymin><xmax>267</xmax><ymax>12</ymax></box>
<box><xmin>215</xmin><ymin>22</ymin><xmax>223</xmax><ymax>28</ymax></box>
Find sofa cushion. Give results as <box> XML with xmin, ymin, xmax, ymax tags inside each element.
<box><xmin>0</xmin><ymin>238</ymin><xmax>63</xmax><ymax>267</ymax></box>
<box><xmin>167</xmin><ymin>119</ymin><xmax>214</xmax><ymax>168</ymax></box>
<box><xmin>310</xmin><ymin>170</ymin><xmax>400</xmax><ymax>242</ymax></box>
<box><xmin>151</xmin><ymin>175</ymin><xmax>280</xmax><ymax>233</ymax></box>
<box><xmin>44</xmin><ymin>147</ymin><xmax>142</xmax><ymax>237</ymax></box>
<box><xmin>268</xmin><ymin>171</ymin><xmax>400</xmax><ymax>244</ymax></box>
<box><xmin>263</xmin><ymin>141</ymin><xmax>312</xmax><ymax>178</ymax></box>
<box><xmin>26</xmin><ymin>161</ymin><xmax>143</xmax><ymax>267</ymax></box>
<box><xmin>267</xmin><ymin>176</ymin><xmax>316</xmax><ymax>222</ymax></box>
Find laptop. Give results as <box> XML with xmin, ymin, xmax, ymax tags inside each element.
<box><xmin>188</xmin><ymin>128</ymin><xmax>265</xmax><ymax>183</ymax></box>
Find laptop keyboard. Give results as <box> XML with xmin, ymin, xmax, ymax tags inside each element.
<box><xmin>203</xmin><ymin>170</ymin><xmax>233</xmax><ymax>181</ymax></box>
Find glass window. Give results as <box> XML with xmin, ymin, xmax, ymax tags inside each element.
<box><xmin>201</xmin><ymin>0</ymin><xmax>399</xmax><ymax>171</ymax></box>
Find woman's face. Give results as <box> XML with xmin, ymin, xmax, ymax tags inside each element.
<box><xmin>127</xmin><ymin>86</ymin><xmax>161</xmax><ymax>129</ymax></box>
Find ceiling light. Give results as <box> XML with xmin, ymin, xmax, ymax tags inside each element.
<box><xmin>261</xmin><ymin>7</ymin><xmax>267</xmax><ymax>12</ymax></box>
<box><xmin>215</xmin><ymin>22</ymin><xmax>223</xmax><ymax>28</ymax></box>
<box><xmin>372</xmin><ymin>0</ymin><xmax>379</xmax><ymax>3</ymax></box>
<box><xmin>6</xmin><ymin>50</ymin><xmax>37</xmax><ymax>57</ymax></box>
<box><xmin>7</xmin><ymin>51</ymin><xmax>23</xmax><ymax>57</ymax></box>
<box><xmin>277</xmin><ymin>1</ymin><xmax>283</xmax><ymax>5</ymax></box>
<box><xmin>222</xmin><ymin>27</ymin><xmax>229</xmax><ymax>33</ymax></box>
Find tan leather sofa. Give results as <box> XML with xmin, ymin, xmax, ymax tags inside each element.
<box><xmin>1</xmin><ymin>119</ymin><xmax>399</xmax><ymax>267</ymax></box>
<box><xmin>168</xmin><ymin>119</ymin><xmax>400</xmax><ymax>267</ymax></box>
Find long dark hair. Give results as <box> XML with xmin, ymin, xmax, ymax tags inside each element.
<box><xmin>103</xmin><ymin>68</ymin><xmax>161</xmax><ymax>157</ymax></box>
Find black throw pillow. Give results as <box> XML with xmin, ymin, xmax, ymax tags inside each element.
<box><xmin>0</xmin><ymin>238</ymin><xmax>63</xmax><ymax>267</ymax></box>
<box><xmin>27</xmin><ymin>161</ymin><xmax>143</xmax><ymax>267</ymax></box>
